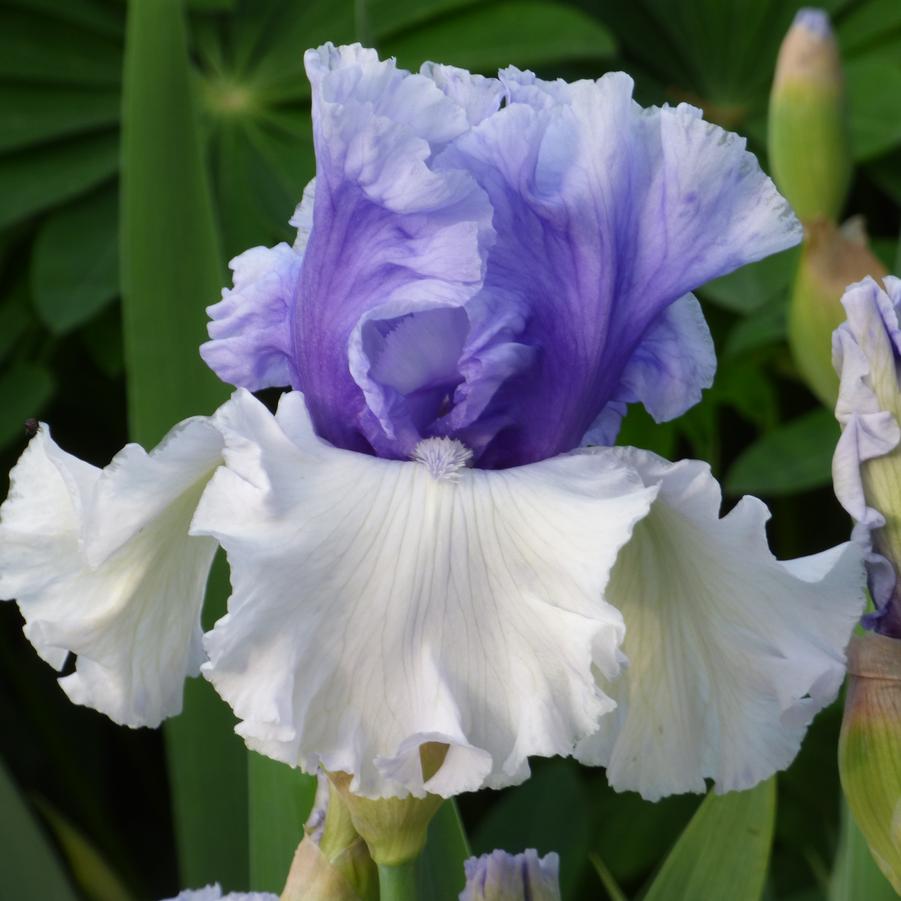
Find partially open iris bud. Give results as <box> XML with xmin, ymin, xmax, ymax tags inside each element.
<box><xmin>769</xmin><ymin>8</ymin><xmax>851</xmax><ymax>223</ymax></box>
<box><xmin>840</xmin><ymin>633</ymin><xmax>901</xmax><ymax>892</ymax></box>
<box><xmin>790</xmin><ymin>219</ymin><xmax>888</xmax><ymax>406</ymax></box>
<box><xmin>460</xmin><ymin>850</ymin><xmax>561</xmax><ymax>901</ymax></box>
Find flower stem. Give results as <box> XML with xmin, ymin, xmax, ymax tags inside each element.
<box><xmin>377</xmin><ymin>859</ymin><xmax>418</xmax><ymax>901</ymax></box>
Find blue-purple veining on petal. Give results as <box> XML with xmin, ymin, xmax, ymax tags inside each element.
<box><xmin>202</xmin><ymin>44</ymin><xmax>801</xmax><ymax>468</ymax></box>
<box><xmin>833</xmin><ymin>275</ymin><xmax>901</xmax><ymax>636</ymax></box>
<box><xmin>459</xmin><ymin>849</ymin><xmax>561</xmax><ymax>901</ymax></box>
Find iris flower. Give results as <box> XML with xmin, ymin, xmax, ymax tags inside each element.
<box><xmin>0</xmin><ymin>45</ymin><xmax>865</xmax><ymax>802</ymax></box>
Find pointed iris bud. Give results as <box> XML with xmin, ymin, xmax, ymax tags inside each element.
<box><xmin>281</xmin><ymin>776</ymin><xmax>377</xmax><ymax>901</ymax></box>
<box><xmin>459</xmin><ymin>850</ymin><xmax>561</xmax><ymax>901</ymax></box>
<box><xmin>326</xmin><ymin>744</ymin><xmax>448</xmax><ymax>867</ymax></box>
<box><xmin>769</xmin><ymin>8</ymin><xmax>852</xmax><ymax>223</ymax></box>
<box><xmin>790</xmin><ymin>219</ymin><xmax>887</xmax><ymax>405</ymax></box>
<box><xmin>839</xmin><ymin>632</ymin><xmax>901</xmax><ymax>892</ymax></box>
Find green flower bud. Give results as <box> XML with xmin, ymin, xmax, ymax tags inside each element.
<box><xmin>281</xmin><ymin>777</ymin><xmax>377</xmax><ymax>901</ymax></box>
<box><xmin>327</xmin><ymin>743</ymin><xmax>448</xmax><ymax>867</ymax></box>
<box><xmin>839</xmin><ymin>632</ymin><xmax>901</xmax><ymax>893</ymax></box>
<box><xmin>769</xmin><ymin>8</ymin><xmax>851</xmax><ymax>223</ymax></box>
<box><xmin>789</xmin><ymin>218</ymin><xmax>887</xmax><ymax>405</ymax></box>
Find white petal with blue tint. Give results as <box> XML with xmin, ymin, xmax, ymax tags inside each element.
<box><xmin>194</xmin><ymin>390</ymin><xmax>656</xmax><ymax>798</ymax></box>
<box><xmin>576</xmin><ymin>448</ymin><xmax>865</xmax><ymax>800</ymax></box>
<box><xmin>0</xmin><ymin>418</ymin><xmax>224</xmax><ymax>727</ymax></box>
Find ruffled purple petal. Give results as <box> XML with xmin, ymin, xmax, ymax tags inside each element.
<box><xmin>201</xmin><ymin>245</ymin><xmax>302</xmax><ymax>392</ymax></box>
<box><xmin>203</xmin><ymin>47</ymin><xmax>800</xmax><ymax>467</ymax></box>
<box><xmin>441</xmin><ymin>69</ymin><xmax>799</xmax><ymax>465</ymax></box>
<box><xmin>295</xmin><ymin>44</ymin><xmax>495</xmax><ymax>456</ymax></box>
<box><xmin>584</xmin><ymin>293</ymin><xmax>715</xmax><ymax>445</ymax></box>
<box><xmin>832</xmin><ymin>275</ymin><xmax>901</xmax><ymax>633</ymax></box>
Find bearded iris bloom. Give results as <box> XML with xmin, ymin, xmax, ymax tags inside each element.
<box><xmin>0</xmin><ymin>45</ymin><xmax>865</xmax><ymax>803</ymax></box>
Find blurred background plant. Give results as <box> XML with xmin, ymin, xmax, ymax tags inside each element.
<box><xmin>0</xmin><ymin>0</ymin><xmax>898</xmax><ymax>899</ymax></box>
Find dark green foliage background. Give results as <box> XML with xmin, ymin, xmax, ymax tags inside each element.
<box><xmin>0</xmin><ymin>0</ymin><xmax>898</xmax><ymax>898</ymax></box>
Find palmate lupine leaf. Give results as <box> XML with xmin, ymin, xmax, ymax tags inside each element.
<box><xmin>121</xmin><ymin>0</ymin><xmax>247</xmax><ymax>889</ymax></box>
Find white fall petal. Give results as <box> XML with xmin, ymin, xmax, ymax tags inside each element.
<box><xmin>193</xmin><ymin>389</ymin><xmax>657</xmax><ymax>799</ymax></box>
<box><xmin>0</xmin><ymin>418</ymin><xmax>224</xmax><ymax>727</ymax></box>
<box><xmin>575</xmin><ymin>447</ymin><xmax>866</xmax><ymax>801</ymax></box>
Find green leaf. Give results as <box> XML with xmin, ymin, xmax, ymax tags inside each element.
<box><xmin>0</xmin><ymin>362</ymin><xmax>55</xmax><ymax>450</ymax></box>
<box><xmin>0</xmin><ymin>758</ymin><xmax>78</xmax><ymax>901</ymax></box>
<box><xmin>2</xmin><ymin>0</ymin><xmax>124</xmax><ymax>40</ymax></box>
<box><xmin>837</xmin><ymin>0</ymin><xmax>901</xmax><ymax>57</ymax></box>
<box><xmin>473</xmin><ymin>759</ymin><xmax>592</xmax><ymax>897</ymax></box>
<box><xmin>0</xmin><ymin>7</ymin><xmax>122</xmax><ymax>86</ymax></box>
<box><xmin>725</xmin><ymin>409</ymin><xmax>839</xmax><ymax>497</ymax></box>
<box><xmin>121</xmin><ymin>0</ymin><xmax>247</xmax><ymax>889</ymax></box>
<box><xmin>829</xmin><ymin>800</ymin><xmax>897</xmax><ymax>901</ymax></box>
<box><xmin>699</xmin><ymin>247</ymin><xmax>798</xmax><ymax>314</ymax></box>
<box><xmin>369</xmin><ymin>0</ymin><xmax>480</xmax><ymax>38</ymax></box>
<box><xmin>36</xmin><ymin>800</ymin><xmax>135</xmax><ymax>901</ymax></box>
<box><xmin>643</xmin><ymin>780</ymin><xmax>776</xmax><ymax>901</ymax></box>
<box><xmin>724</xmin><ymin>298</ymin><xmax>787</xmax><ymax>358</ymax></box>
<box><xmin>589</xmin><ymin>853</ymin><xmax>629</xmax><ymax>901</ymax></box>
<box><xmin>248</xmin><ymin>754</ymin><xmax>317</xmax><ymax>892</ymax></box>
<box><xmin>0</xmin><ymin>279</ymin><xmax>37</xmax><ymax>364</ymax></box>
<box><xmin>0</xmin><ymin>84</ymin><xmax>119</xmax><ymax>155</ymax></box>
<box><xmin>416</xmin><ymin>801</ymin><xmax>471</xmax><ymax>901</ymax></box>
<box><xmin>383</xmin><ymin>0</ymin><xmax>616</xmax><ymax>73</ymax></box>
<box><xmin>845</xmin><ymin>53</ymin><xmax>901</xmax><ymax>162</ymax></box>
<box><xmin>0</xmin><ymin>131</ymin><xmax>118</xmax><ymax>229</ymax></box>
<box><xmin>32</xmin><ymin>185</ymin><xmax>119</xmax><ymax>334</ymax></box>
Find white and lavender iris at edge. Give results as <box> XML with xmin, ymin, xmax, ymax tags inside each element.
<box><xmin>0</xmin><ymin>44</ymin><xmax>865</xmax><ymax>803</ymax></box>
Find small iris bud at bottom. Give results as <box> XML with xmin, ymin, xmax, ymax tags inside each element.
<box><xmin>839</xmin><ymin>632</ymin><xmax>901</xmax><ymax>892</ymax></box>
<box><xmin>327</xmin><ymin>743</ymin><xmax>449</xmax><ymax>867</ymax></box>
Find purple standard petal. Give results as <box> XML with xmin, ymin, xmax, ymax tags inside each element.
<box><xmin>441</xmin><ymin>69</ymin><xmax>800</xmax><ymax>465</ymax></box>
<box><xmin>203</xmin><ymin>47</ymin><xmax>799</xmax><ymax>466</ymax></box>
<box><xmin>833</xmin><ymin>275</ymin><xmax>901</xmax><ymax>635</ymax></box>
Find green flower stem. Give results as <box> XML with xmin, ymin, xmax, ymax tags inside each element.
<box><xmin>378</xmin><ymin>859</ymin><xmax>419</xmax><ymax>901</ymax></box>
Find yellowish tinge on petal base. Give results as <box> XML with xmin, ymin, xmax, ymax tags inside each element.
<box><xmin>840</xmin><ymin>632</ymin><xmax>901</xmax><ymax>893</ymax></box>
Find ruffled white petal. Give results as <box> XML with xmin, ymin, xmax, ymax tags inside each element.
<box><xmin>0</xmin><ymin>418</ymin><xmax>224</xmax><ymax>727</ymax></box>
<box><xmin>576</xmin><ymin>447</ymin><xmax>866</xmax><ymax>800</ymax></box>
<box><xmin>193</xmin><ymin>389</ymin><xmax>656</xmax><ymax>798</ymax></box>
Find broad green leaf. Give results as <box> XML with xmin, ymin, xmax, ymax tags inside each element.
<box><xmin>594</xmin><ymin>791</ymin><xmax>699</xmax><ymax>887</ymax></box>
<box><xmin>473</xmin><ymin>759</ymin><xmax>592</xmax><ymax>897</ymax></box>
<box><xmin>837</xmin><ymin>0</ymin><xmax>901</xmax><ymax>56</ymax></box>
<box><xmin>0</xmin><ymin>131</ymin><xmax>118</xmax><ymax>229</ymax></box>
<box><xmin>416</xmin><ymin>801</ymin><xmax>471</xmax><ymax>901</ymax></box>
<box><xmin>0</xmin><ymin>362</ymin><xmax>55</xmax><ymax>450</ymax></box>
<box><xmin>0</xmin><ymin>85</ymin><xmax>119</xmax><ymax>155</ymax></box>
<box><xmin>121</xmin><ymin>0</ymin><xmax>247</xmax><ymax>888</ymax></box>
<box><xmin>0</xmin><ymin>279</ymin><xmax>37</xmax><ymax>364</ymax></box>
<box><xmin>867</xmin><ymin>150</ymin><xmax>901</xmax><ymax>204</ymax></box>
<box><xmin>383</xmin><ymin>0</ymin><xmax>616</xmax><ymax>73</ymax></box>
<box><xmin>0</xmin><ymin>8</ymin><xmax>122</xmax><ymax>86</ymax></box>
<box><xmin>2</xmin><ymin>0</ymin><xmax>124</xmax><ymax>40</ymax></box>
<box><xmin>248</xmin><ymin>754</ymin><xmax>317</xmax><ymax>892</ymax></box>
<box><xmin>37</xmin><ymin>800</ymin><xmax>134</xmax><ymax>901</ymax></box>
<box><xmin>699</xmin><ymin>247</ymin><xmax>798</xmax><ymax>314</ymax></box>
<box><xmin>845</xmin><ymin>54</ymin><xmax>901</xmax><ymax>162</ymax></box>
<box><xmin>369</xmin><ymin>0</ymin><xmax>480</xmax><ymax>38</ymax></box>
<box><xmin>724</xmin><ymin>298</ymin><xmax>787</xmax><ymax>358</ymax></box>
<box><xmin>725</xmin><ymin>409</ymin><xmax>838</xmax><ymax>497</ymax></box>
<box><xmin>643</xmin><ymin>780</ymin><xmax>776</xmax><ymax>901</ymax></box>
<box><xmin>829</xmin><ymin>800</ymin><xmax>896</xmax><ymax>901</ymax></box>
<box><xmin>32</xmin><ymin>185</ymin><xmax>119</xmax><ymax>334</ymax></box>
<box><xmin>617</xmin><ymin>405</ymin><xmax>679</xmax><ymax>460</ymax></box>
<box><xmin>0</xmin><ymin>757</ymin><xmax>78</xmax><ymax>901</ymax></box>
